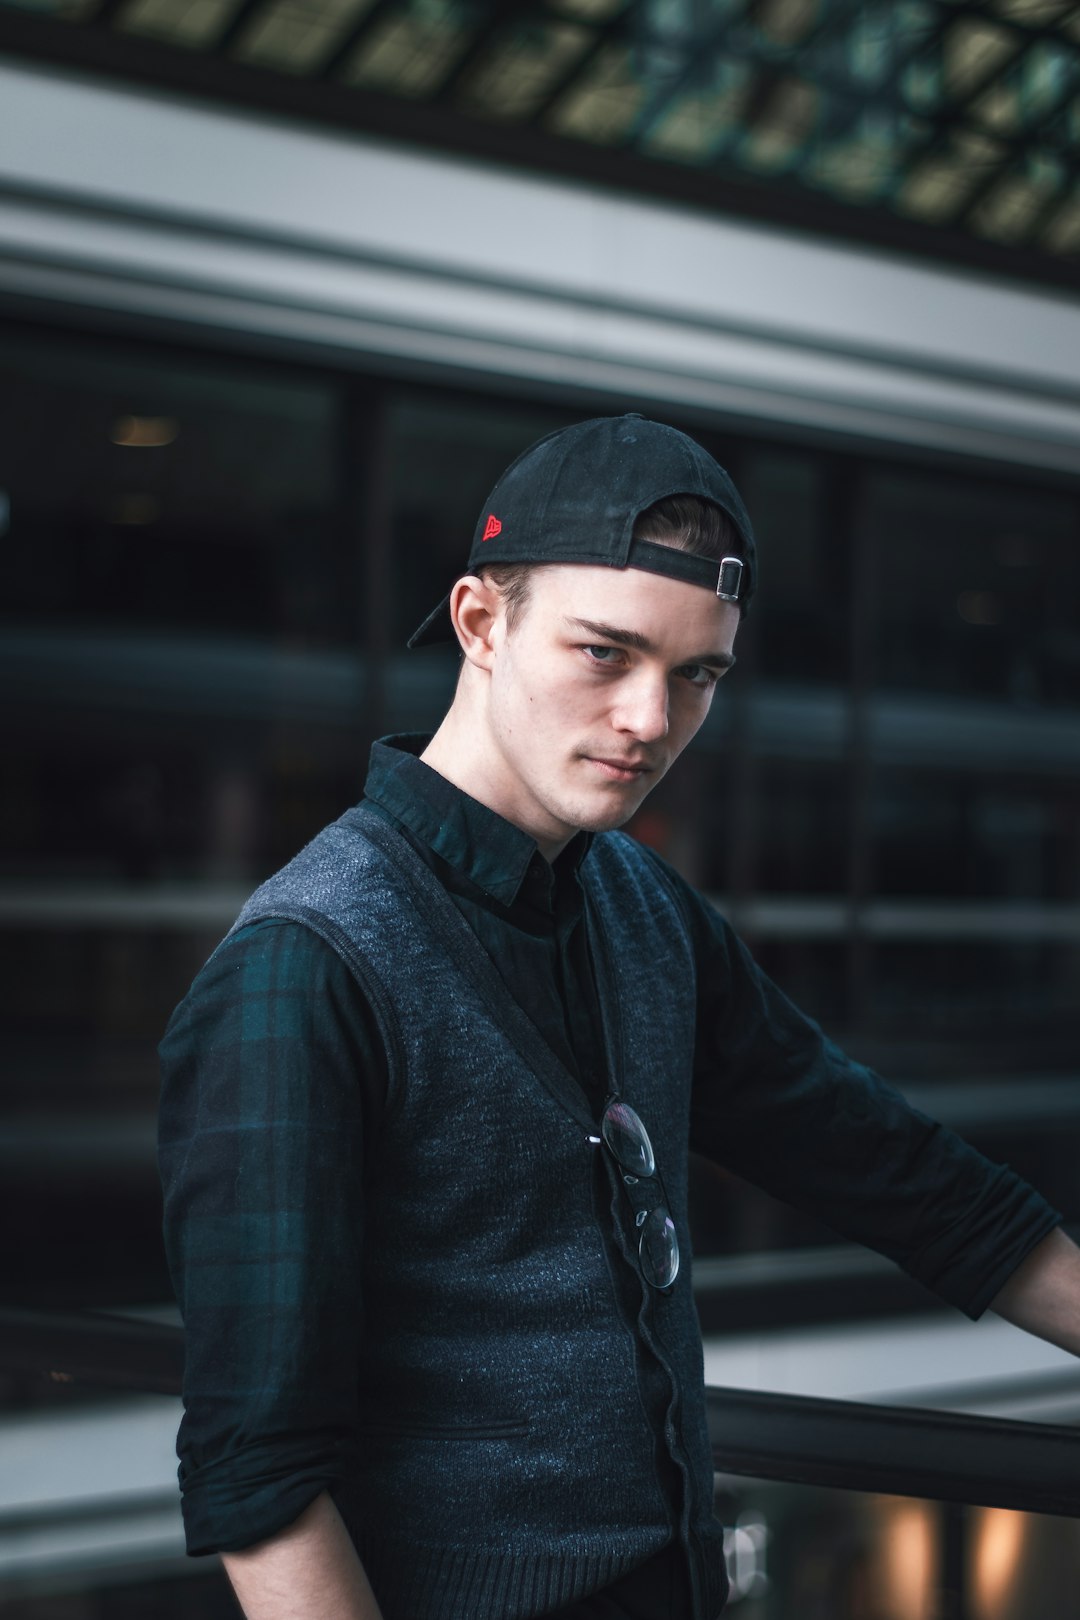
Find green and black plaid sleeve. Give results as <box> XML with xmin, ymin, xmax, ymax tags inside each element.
<box><xmin>661</xmin><ymin>858</ymin><xmax>1063</xmax><ymax>1320</ymax></box>
<box><xmin>158</xmin><ymin>918</ymin><xmax>388</xmax><ymax>1554</ymax></box>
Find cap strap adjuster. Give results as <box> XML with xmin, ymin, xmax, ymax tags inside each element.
<box><xmin>716</xmin><ymin>557</ymin><xmax>743</xmax><ymax>603</ymax></box>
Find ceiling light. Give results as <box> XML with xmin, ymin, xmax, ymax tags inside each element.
<box><xmin>111</xmin><ymin>415</ymin><xmax>179</xmax><ymax>448</ymax></box>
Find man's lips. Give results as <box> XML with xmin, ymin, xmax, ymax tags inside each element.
<box><xmin>586</xmin><ymin>756</ymin><xmax>654</xmax><ymax>781</ymax></box>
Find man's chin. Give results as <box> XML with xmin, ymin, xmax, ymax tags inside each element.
<box><xmin>566</xmin><ymin>791</ymin><xmax>650</xmax><ymax>836</ymax></box>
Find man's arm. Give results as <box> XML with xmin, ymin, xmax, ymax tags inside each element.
<box><xmin>221</xmin><ymin>1491</ymin><xmax>384</xmax><ymax>1620</ymax></box>
<box><xmin>654</xmin><ymin>848</ymin><xmax>1062</xmax><ymax>1320</ymax></box>
<box><xmin>989</xmin><ymin>1227</ymin><xmax>1080</xmax><ymax>1357</ymax></box>
<box><xmin>159</xmin><ymin>922</ymin><xmax>388</xmax><ymax>1562</ymax></box>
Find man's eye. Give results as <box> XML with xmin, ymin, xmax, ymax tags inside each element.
<box><xmin>584</xmin><ymin>646</ymin><xmax>620</xmax><ymax>664</ymax></box>
<box><xmin>678</xmin><ymin>665</ymin><xmax>718</xmax><ymax>688</ymax></box>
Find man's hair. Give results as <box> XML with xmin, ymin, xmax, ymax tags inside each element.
<box><xmin>633</xmin><ymin>492</ymin><xmax>743</xmax><ymax>562</ymax></box>
<box><xmin>480</xmin><ymin>494</ymin><xmax>744</xmax><ymax>633</ymax></box>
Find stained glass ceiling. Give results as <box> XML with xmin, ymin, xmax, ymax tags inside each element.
<box><xmin>2</xmin><ymin>0</ymin><xmax>1079</xmax><ymax>289</ymax></box>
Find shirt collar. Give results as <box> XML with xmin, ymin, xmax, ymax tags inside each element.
<box><xmin>363</xmin><ymin>734</ymin><xmax>591</xmax><ymax>909</ymax></box>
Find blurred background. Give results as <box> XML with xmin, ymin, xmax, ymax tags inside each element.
<box><xmin>1</xmin><ymin>0</ymin><xmax>1079</xmax><ymax>1613</ymax></box>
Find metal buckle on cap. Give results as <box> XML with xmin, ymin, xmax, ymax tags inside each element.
<box><xmin>716</xmin><ymin>556</ymin><xmax>743</xmax><ymax>603</ymax></box>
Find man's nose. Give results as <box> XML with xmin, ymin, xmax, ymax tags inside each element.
<box><xmin>612</xmin><ymin>675</ymin><xmax>670</xmax><ymax>743</ymax></box>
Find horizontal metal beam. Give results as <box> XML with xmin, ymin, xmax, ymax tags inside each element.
<box><xmin>0</xmin><ymin>8</ymin><xmax>1077</xmax><ymax>299</ymax></box>
<box><xmin>707</xmin><ymin>1383</ymin><xmax>1080</xmax><ymax>1516</ymax></box>
<box><xmin>6</xmin><ymin>885</ymin><xmax>1080</xmax><ymax>944</ymax></box>
<box><xmin>4</xmin><ymin>62</ymin><xmax>1080</xmax><ymax>471</ymax></box>
<box><xmin>0</xmin><ymin>1309</ymin><xmax>184</xmax><ymax>1396</ymax></box>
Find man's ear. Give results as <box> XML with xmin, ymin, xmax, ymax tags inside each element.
<box><xmin>449</xmin><ymin>574</ymin><xmax>502</xmax><ymax>672</ymax></box>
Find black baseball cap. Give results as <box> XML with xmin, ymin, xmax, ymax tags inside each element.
<box><xmin>407</xmin><ymin>413</ymin><xmax>757</xmax><ymax>649</ymax></box>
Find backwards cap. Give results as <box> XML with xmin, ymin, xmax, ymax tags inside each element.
<box><xmin>407</xmin><ymin>413</ymin><xmax>757</xmax><ymax>648</ymax></box>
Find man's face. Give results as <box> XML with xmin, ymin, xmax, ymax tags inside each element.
<box><xmin>477</xmin><ymin>563</ymin><xmax>739</xmax><ymax>858</ymax></box>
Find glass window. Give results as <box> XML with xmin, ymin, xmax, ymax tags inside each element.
<box><xmin>0</xmin><ymin>332</ymin><xmax>347</xmax><ymax>643</ymax></box>
<box><xmin>868</xmin><ymin>940</ymin><xmax>1078</xmax><ymax>1070</ymax></box>
<box><xmin>863</xmin><ymin>466</ymin><xmax>1079</xmax><ymax>707</ymax></box>
<box><xmin>873</xmin><ymin>766</ymin><xmax>1080</xmax><ymax>904</ymax></box>
<box><xmin>751</xmin><ymin>759</ymin><xmax>849</xmax><ymax>895</ymax></box>
<box><xmin>1</xmin><ymin>329</ymin><xmax>363</xmax><ymax>887</ymax></box>
<box><xmin>0</xmin><ymin>324</ymin><xmax>362</xmax><ymax>1308</ymax></box>
<box><xmin>738</xmin><ymin>447</ymin><xmax>849</xmax><ymax>686</ymax></box>
<box><xmin>386</xmin><ymin>390</ymin><xmax>574</xmax><ymax>650</ymax></box>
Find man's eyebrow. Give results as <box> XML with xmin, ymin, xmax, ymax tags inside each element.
<box><xmin>566</xmin><ymin>618</ymin><xmax>736</xmax><ymax>670</ymax></box>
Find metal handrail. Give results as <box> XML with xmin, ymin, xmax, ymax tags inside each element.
<box><xmin>1</xmin><ymin>1308</ymin><xmax>184</xmax><ymax>1395</ymax></box>
<box><xmin>3</xmin><ymin>1308</ymin><xmax>1080</xmax><ymax>1517</ymax></box>
<box><xmin>705</xmin><ymin>1386</ymin><xmax>1080</xmax><ymax>1517</ymax></box>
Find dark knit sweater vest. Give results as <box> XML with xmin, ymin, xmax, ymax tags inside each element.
<box><xmin>228</xmin><ymin>804</ymin><xmax>728</xmax><ymax>1620</ymax></box>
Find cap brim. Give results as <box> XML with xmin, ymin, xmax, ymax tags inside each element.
<box><xmin>406</xmin><ymin>592</ymin><xmax>455</xmax><ymax>650</ymax></box>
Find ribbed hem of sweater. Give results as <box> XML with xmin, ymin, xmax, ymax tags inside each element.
<box><xmin>355</xmin><ymin>1534</ymin><xmax>672</xmax><ymax>1620</ymax></box>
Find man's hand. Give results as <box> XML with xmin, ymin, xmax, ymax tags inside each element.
<box><xmin>989</xmin><ymin>1227</ymin><xmax>1080</xmax><ymax>1358</ymax></box>
<box><xmin>221</xmin><ymin>1490</ymin><xmax>385</xmax><ymax>1620</ymax></box>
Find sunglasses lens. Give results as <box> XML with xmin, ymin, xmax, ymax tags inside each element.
<box><xmin>639</xmin><ymin>1208</ymin><xmax>680</xmax><ymax>1291</ymax></box>
<box><xmin>601</xmin><ymin>1101</ymin><xmax>656</xmax><ymax>1178</ymax></box>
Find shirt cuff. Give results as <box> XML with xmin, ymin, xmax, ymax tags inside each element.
<box><xmin>180</xmin><ymin>1433</ymin><xmax>359</xmax><ymax>1555</ymax></box>
<box><xmin>910</xmin><ymin>1184</ymin><xmax>1062</xmax><ymax>1321</ymax></box>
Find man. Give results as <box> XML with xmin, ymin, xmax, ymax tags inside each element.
<box><xmin>159</xmin><ymin>414</ymin><xmax>1080</xmax><ymax>1620</ymax></box>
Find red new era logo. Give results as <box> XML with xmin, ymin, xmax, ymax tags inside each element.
<box><xmin>482</xmin><ymin>514</ymin><xmax>502</xmax><ymax>542</ymax></box>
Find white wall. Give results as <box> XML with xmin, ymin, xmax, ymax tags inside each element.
<box><xmin>1</xmin><ymin>57</ymin><xmax>1079</xmax><ymax>469</ymax></box>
